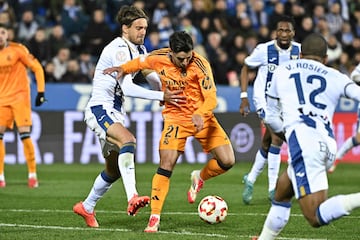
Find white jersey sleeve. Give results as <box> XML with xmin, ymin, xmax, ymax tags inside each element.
<box><xmin>87</xmin><ymin>37</ymin><xmax>164</xmax><ymax>109</ymax></box>
<box><xmin>350</xmin><ymin>63</ymin><xmax>360</xmax><ymax>81</ymax></box>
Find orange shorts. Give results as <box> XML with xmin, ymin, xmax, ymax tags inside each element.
<box><xmin>0</xmin><ymin>99</ymin><xmax>32</xmax><ymax>129</ymax></box>
<box><xmin>159</xmin><ymin>115</ymin><xmax>231</xmax><ymax>153</ymax></box>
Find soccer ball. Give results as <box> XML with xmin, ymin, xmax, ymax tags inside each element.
<box><xmin>198</xmin><ymin>195</ymin><xmax>228</xmax><ymax>224</ymax></box>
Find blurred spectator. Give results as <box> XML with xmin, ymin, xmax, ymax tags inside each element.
<box><xmin>60</xmin><ymin>0</ymin><xmax>90</xmax><ymax>51</ymax></box>
<box><xmin>51</xmin><ymin>47</ymin><xmax>71</xmax><ymax>81</ymax></box>
<box><xmin>350</xmin><ymin>4</ymin><xmax>360</xmax><ymax>38</ymax></box>
<box><xmin>44</xmin><ymin>62</ymin><xmax>57</xmax><ymax>83</ymax></box>
<box><xmin>257</xmin><ymin>25</ymin><xmax>270</xmax><ymax>43</ymax></box>
<box><xmin>248</xmin><ymin>0</ymin><xmax>268</xmax><ymax>31</ymax></box>
<box><xmin>268</xmin><ymin>1</ymin><xmax>285</xmax><ymax>31</ymax></box>
<box><xmin>327</xmin><ymin>35</ymin><xmax>342</xmax><ymax>65</ymax></box>
<box><xmin>229</xmin><ymin>2</ymin><xmax>248</xmax><ymax>28</ymax></box>
<box><xmin>205</xmin><ymin>31</ymin><xmax>222</xmax><ymax>66</ymax></box>
<box><xmin>157</xmin><ymin>15</ymin><xmax>174</xmax><ymax>47</ymax></box>
<box><xmin>227</xmin><ymin>32</ymin><xmax>245</xmax><ymax>55</ymax></box>
<box><xmin>348</xmin><ymin>37</ymin><xmax>360</xmax><ymax>60</ymax></box>
<box><xmin>178</xmin><ymin>16</ymin><xmax>203</xmax><ymax>45</ymax></box>
<box><xmin>48</xmin><ymin>24</ymin><xmax>71</xmax><ymax>58</ymax></box>
<box><xmin>336</xmin><ymin>52</ymin><xmax>352</xmax><ymax>76</ymax></box>
<box><xmin>26</xmin><ymin>27</ymin><xmax>52</xmax><ymax>66</ymax></box>
<box><xmin>187</xmin><ymin>0</ymin><xmax>209</xmax><ymax>29</ymax></box>
<box><xmin>81</xmin><ymin>8</ymin><xmax>113</xmax><ymax>58</ymax></box>
<box><xmin>190</xmin><ymin>29</ymin><xmax>207</xmax><ymax>59</ymax></box>
<box><xmin>106</xmin><ymin>0</ymin><xmax>133</xmax><ymax>26</ymax></box>
<box><xmin>0</xmin><ymin>10</ymin><xmax>15</xmax><ymax>28</ymax></box>
<box><xmin>244</xmin><ymin>33</ymin><xmax>258</xmax><ymax>54</ymax></box>
<box><xmin>46</xmin><ymin>0</ymin><xmax>63</xmax><ymax>23</ymax></box>
<box><xmin>60</xmin><ymin>59</ymin><xmax>91</xmax><ymax>83</ymax></box>
<box><xmin>144</xmin><ymin>30</ymin><xmax>161</xmax><ymax>51</ymax></box>
<box><xmin>6</xmin><ymin>24</ymin><xmax>15</xmax><ymax>40</ymax></box>
<box><xmin>0</xmin><ymin>0</ymin><xmax>16</xmax><ymax>24</ymax></box>
<box><xmin>236</xmin><ymin>16</ymin><xmax>257</xmax><ymax>38</ymax></box>
<box><xmin>17</xmin><ymin>9</ymin><xmax>39</xmax><ymax>44</ymax></box>
<box><xmin>326</xmin><ymin>2</ymin><xmax>344</xmax><ymax>37</ymax></box>
<box><xmin>81</xmin><ymin>0</ymin><xmax>106</xmax><ymax>17</ymax></box>
<box><xmin>210</xmin><ymin>0</ymin><xmax>230</xmax><ymax>38</ymax></box>
<box><xmin>212</xmin><ymin>48</ymin><xmax>233</xmax><ymax>85</ymax></box>
<box><xmin>230</xmin><ymin>49</ymin><xmax>248</xmax><ymax>76</ymax></box>
<box><xmin>314</xmin><ymin>17</ymin><xmax>331</xmax><ymax>41</ymax></box>
<box><xmin>295</xmin><ymin>15</ymin><xmax>314</xmax><ymax>42</ymax></box>
<box><xmin>174</xmin><ymin>0</ymin><xmax>192</xmax><ymax>19</ymax></box>
<box><xmin>152</xmin><ymin>1</ymin><xmax>170</xmax><ymax>25</ymax></box>
<box><xmin>312</xmin><ymin>4</ymin><xmax>326</xmax><ymax>26</ymax></box>
<box><xmin>78</xmin><ymin>50</ymin><xmax>95</xmax><ymax>80</ymax></box>
<box><xmin>9</xmin><ymin>0</ymin><xmax>35</xmax><ymax>20</ymax></box>
<box><xmin>288</xmin><ymin>1</ymin><xmax>305</xmax><ymax>30</ymax></box>
<box><xmin>341</xmin><ymin>21</ymin><xmax>354</xmax><ymax>49</ymax></box>
<box><xmin>198</xmin><ymin>16</ymin><xmax>212</xmax><ymax>39</ymax></box>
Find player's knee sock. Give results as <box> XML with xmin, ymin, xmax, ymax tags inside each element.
<box><xmin>20</xmin><ymin>133</ymin><xmax>36</xmax><ymax>176</ymax></box>
<box><xmin>336</xmin><ymin>136</ymin><xmax>359</xmax><ymax>159</ymax></box>
<box><xmin>0</xmin><ymin>135</ymin><xmax>5</xmax><ymax>180</ymax></box>
<box><xmin>200</xmin><ymin>158</ymin><xmax>230</xmax><ymax>181</ymax></box>
<box><xmin>267</xmin><ymin>145</ymin><xmax>281</xmax><ymax>191</ymax></box>
<box><xmin>316</xmin><ymin>193</ymin><xmax>360</xmax><ymax>225</ymax></box>
<box><xmin>117</xmin><ymin>142</ymin><xmax>137</xmax><ymax>201</ymax></box>
<box><xmin>258</xmin><ymin>201</ymin><xmax>291</xmax><ymax>240</ymax></box>
<box><xmin>247</xmin><ymin>148</ymin><xmax>267</xmax><ymax>183</ymax></box>
<box><xmin>151</xmin><ymin>168</ymin><xmax>171</xmax><ymax>215</ymax></box>
<box><xmin>83</xmin><ymin>170</ymin><xmax>117</xmax><ymax>213</ymax></box>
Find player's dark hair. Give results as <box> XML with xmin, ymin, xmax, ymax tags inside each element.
<box><xmin>169</xmin><ymin>31</ymin><xmax>194</xmax><ymax>53</ymax></box>
<box><xmin>277</xmin><ymin>15</ymin><xmax>295</xmax><ymax>29</ymax></box>
<box><xmin>301</xmin><ymin>33</ymin><xmax>328</xmax><ymax>57</ymax></box>
<box><xmin>116</xmin><ymin>5</ymin><xmax>148</xmax><ymax>34</ymax></box>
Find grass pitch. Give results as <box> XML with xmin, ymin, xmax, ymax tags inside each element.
<box><xmin>0</xmin><ymin>162</ymin><xmax>359</xmax><ymax>240</ymax></box>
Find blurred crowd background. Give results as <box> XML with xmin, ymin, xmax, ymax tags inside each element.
<box><xmin>2</xmin><ymin>0</ymin><xmax>360</xmax><ymax>86</ymax></box>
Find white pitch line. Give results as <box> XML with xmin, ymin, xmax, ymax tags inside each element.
<box><xmin>0</xmin><ymin>209</ymin><xmax>359</xmax><ymax>219</ymax></box>
<box><xmin>0</xmin><ymin>223</ymin><xmax>329</xmax><ymax>240</ymax></box>
<box><xmin>0</xmin><ymin>209</ymin><xmax>354</xmax><ymax>239</ymax></box>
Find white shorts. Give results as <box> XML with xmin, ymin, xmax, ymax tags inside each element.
<box><xmin>84</xmin><ymin>105</ymin><xmax>126</xmax><ymax>157</ymax></box>
<box><xmin>285</xmin><ymin>124</ymin><xmax>336</xmax><ymax>199</ymax></box>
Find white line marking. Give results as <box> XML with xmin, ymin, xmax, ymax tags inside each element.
<box><xmin>0</xmin><ymin>209</ymin><xmax>353</xmax><ymax>239</ymax></box>
<box><xmin>0</xmin><ymin>209</ymin><xmax>359</xmax><ymax>219</ymax></box>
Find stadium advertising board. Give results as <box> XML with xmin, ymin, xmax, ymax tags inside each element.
<box><xmin>31</xmin><ymin>84</ymin><xmax>358</xmax><ymax>113</ymax></box>
<box><xmin>4</xmin><ymin>112</ymin><xmax>262</xmax><ymax>164</ymax></box>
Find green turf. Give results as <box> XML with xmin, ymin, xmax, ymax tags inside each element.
<box><xmin>0</xmin><ymin>162</ymin><xmax>359</xmax><ymax>240</ymax></box>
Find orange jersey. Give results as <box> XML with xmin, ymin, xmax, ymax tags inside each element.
<box><xmin>0</xmin><ymin>42</ymin><xmax>45</xmax><ymax>106</ymax></box>
<box><xmin>121</xmin><ymin>48</ymin><xmax>217</xmax><ymax>122</ymax></box>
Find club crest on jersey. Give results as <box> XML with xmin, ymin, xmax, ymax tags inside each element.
<box><xmin>291</xmin><ymin>55</ymin><xmax>299</xmax><ymax>60</ymax></box>
<box><xmin>116</xmin><ymin>51</ymin><xmax>127</xmax><ymax>62</ymax></box>
<box><xmin>268</xmin><ymin>63</ymin><xmax>277</xmax><ymax>73</ymax></box>
<box><xmin>202</xmin><ymin>76</ymin><xmax>212</xmax><ymax>90</ymax></box>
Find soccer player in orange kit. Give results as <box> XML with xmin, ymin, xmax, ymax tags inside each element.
<box><xmin>104</xmin><ymin>31</ymin><xmax>235</xmax><ymax>232</ymax></box>
<box><xmin>0</xmin><ymin>23</ymin><xmax>46</xmax><ymax>188</ymax></box>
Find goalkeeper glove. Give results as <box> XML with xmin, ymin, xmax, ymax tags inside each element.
<box><xmin>35</xmin><ymin>92</ymin><xmax>46</xmax><ymax>106</ymax></box>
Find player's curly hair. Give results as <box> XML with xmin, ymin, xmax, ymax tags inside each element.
<box><xmin>169</xmin><ymin>31</ymin><xmax>194</xmax><ymax>53</ymax></box>
<box><xmin>116</xmin><ymin>5</ymin><xmax>148</xmax><ymax>34</ymax></box>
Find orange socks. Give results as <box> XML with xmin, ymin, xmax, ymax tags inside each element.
<box><xmin>0</xmin><ymin>139</ymin><xmax>4</xmax><ymax>175</ymax></box>
<box><xmin>200</xmin><ymin>158</ymin><xmax>226</xmax><ymax>181</ymax></box>
<box><xmin>150</xmin><ymin>173</ymin><xmax>170</xmax><ymax>215</ymax></box>
<box><xmin>22</xmin><ymin>138</ymin><xmax>36</xmax><ymax>174</ymax></box>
